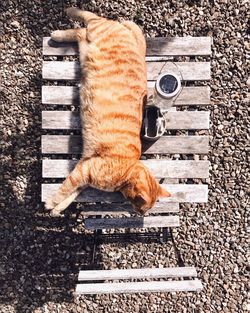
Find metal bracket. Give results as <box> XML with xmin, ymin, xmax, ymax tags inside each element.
<box><xmin>91</xmin><ymin>229</ymin><xmax>102</xmax><ymax>265</ymax></box>
<box><xmin>160</xmin><ymin>227</ymin><xmax>171</xmax><ymax>244</ymax></box>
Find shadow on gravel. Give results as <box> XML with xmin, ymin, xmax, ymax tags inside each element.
<box><xmin>0</xmin><ymin>2</ymin><xmax>100</xmax><ymax>312</ymax></box>
<box><xmin>0</xmin><ymin>77</ymin><xmax>103</xmax><ymax>313</ymax></box>
<box><xmin>0</xmin><ymin>207</ymin><xmax>103</xmax><ymax>313</ymax></box>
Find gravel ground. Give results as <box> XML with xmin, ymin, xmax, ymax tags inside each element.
<box><xmin>0</xmin><ymin>0</ymin><xmax>249</xmax><ymax>312</ymax></box>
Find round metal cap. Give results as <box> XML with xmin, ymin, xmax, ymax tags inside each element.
<box><xmin>155</xmin><ymin>72</ymin><xmax>181</xmax><ymax>99</ymax></box>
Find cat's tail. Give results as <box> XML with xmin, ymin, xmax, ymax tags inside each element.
<box><xmin>66</xmin><ymin>7</ymin><xmax>104</xmax><ymax>25</ymax></box>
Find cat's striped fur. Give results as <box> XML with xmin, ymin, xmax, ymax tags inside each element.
<box><xmin>45</xmin><ymin>8</ymin><xmax>170</xmax><ymax>216</ymax></box>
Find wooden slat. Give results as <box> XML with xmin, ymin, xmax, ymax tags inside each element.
<box><xmin>147</xmin><ymin>83</ymin><xmax>211</xmax><ymax>107</ymax></box>
<box><xmin>147</xmin><ymin>62</ymin><xmax>210</xmax><ymax>81</ymax></box>
<box><xmin>42</xmin><ymin>159</ymin><xmax>210</xmax><ymax>179</ymax></box>
<box><xmin>43</xmin><ymin>61</ymin><xmax>78</xmax><ymax>80</ymax></box>
<box><xmin>146</xmin><ymin>37</ymin><xmax>211</xmax><ymax>56</ymax></box>
<box><xmin>42</xmin><ymin>86</ymin><xmax>79</xmax><ymax>105</ymax></box>
<box><xmin>142</xmin><ymin>136</ymin><xmax>209</xmax><ymax>154</ymax></box>
<box><xmin>75</xmin><ymin>279</ymin><xmax>203</xmax><ymax>294</ymax></box>
<box><xmin>42</xmin><ymin>61</ymin><xmax>210</xmax><ymax>81</ymax></box>
<box><xmin>43</xmin><ymin>36</ymin><xmax>211</xmax><ymax>56</ymax></box>
<box><xmin>42</xmin><ymin>85</ymin><xmax>210</xmax><ymax>106</ymax></box>
<box><xmin>43</xmin><ymin>37</ymin><xmax>78</xmax><ymax>56</ymax></box>
<box><xmin>146</xmin><ymin>56</ymin><xmax>174</xmax><ymax>61</ymax></box>
<box><xmin>78</xmin><ymin>267</ymin><xmax>197</xmax><ymax>281</ymax></box>
<box><xmin>75</xmin><ymin>202</ymin><xmax>179</xmax><ymax>215</ymax></box>
<box><xmin>85</xmin><ymin>215</ymin><xmax>180</xmax><ymax>230</ymax></box>
<box><xmin>42</xmin><ymin>111</ymin><xmax>210</xmax><ymax>130</ymax></box>
<box><xmin>41</xmin><ymin>184</ymin><xmax>208</xmax><ymax>203</ymax></box>
<box><xmin>41</xmin><ymin>135</ymin><xmax>209</xmax><ymax>154</ymax></box>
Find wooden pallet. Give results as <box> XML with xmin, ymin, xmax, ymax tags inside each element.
<box><xmin>42</xmin><ymin>35</ymin><xmax>211</xmax><ymax>293</ymax></box>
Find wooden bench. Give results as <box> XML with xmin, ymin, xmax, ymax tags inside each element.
<box><xmin>42</xmin><ymin>36</ymin><xmax>211</xmax><ymax>294</ymax></box>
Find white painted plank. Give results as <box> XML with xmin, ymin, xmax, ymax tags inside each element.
<box><xmin>42</xmin><ymin>111</ymin><xmax>210</xmax><ymax>130</ymax></box>
<box><xmin>42</xmin><ymin>85</ymin><xmax>210</xmax><ymax>106</ymax></box>
<box><xmin>78</xmin><ymin>267</ymin><xmax>197</xmax><ymax>281</ymax></box>
<box><xmin>43</xmin><ymin>36</ymin><xmax>211</xmax><ymax>56</ymax></box>
<box><xmin>41</xmin><ymin>135</ymin><xmax>209</xmax><ymax>154</ymax></box>
<box><xmin>41</xmin><ymin>184</ymin><xmax>208</xmax><ymax>203</ymax></box>
<box><xmin>75</xmin><ymin>279</ymin><xmax>203</xmax><ymax>294</ymax></box>
<box><xmin>42</xmin><ymin>159</ymin><xmax>210</xmax><ymax>179</ymax></box>
<box><xmin>42</xmin><ymin>61</ymin><xmax>211</xmax><ymax>81</ymax></box>
<box><xmin>84</xmin><ymin>215</ymin><xmax>180</xmax><ymax>229</ymax></box>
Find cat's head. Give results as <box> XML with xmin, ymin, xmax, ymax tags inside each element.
<box><xmin>120</xmin><ymin>162</ymin><xmax>171</xmax><ymax>215</ymax></box>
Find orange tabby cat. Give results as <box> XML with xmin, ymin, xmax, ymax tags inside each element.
<box><xmin>45</xmin><ymin>8</ymin><xmax>171</xmax><ymax>216</ymax></box>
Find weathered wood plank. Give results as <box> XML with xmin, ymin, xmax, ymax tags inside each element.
<box><xmin>42</xmin><ymin>61</ymin><xmax>211</xmax><ymax>81</ymax></box>
<box><xmin>143</xmin><ymin>136</ymin><xmax>209</xmax><ymax>154</ymax></box>
<box><xmin>146</xmin><ymin>37</ymin><xmax>212</xmax><ymax>56</ymax></box>
<box><xmin>75</xmin><ymin>202</ymin><xmax>179</xmax><ymax>215</ymax></box>
<box><xmin>147</xmin><ymin>83</ymin><xmax>211</xmax><ymax>107</ymax></box>
<box><xmin>85</xmin><ymin>215</ymin><xmax>179</xmax><ymax>229</ymax></box>
<box><xmin>42</xmin><ymin>86</ymin><xmax>79</xmax><ymax>105</ymax></box>
<box><xmin>42</xmin><ymin>61</ymin><xmax>78</xmax><ymax>80</ymax></box>
<box><xmin>41</xmin><ymin>135</ymin><xmax>209</xmax><ymax>154</ymax></box>
<box><xmin>146</xmin><ymin>56</ymin><xmax>174</xmax><ymax>61</ymax></box>
<box><xmin>42</xmin><ymin>159</ymin><xmax>210</xmax><ymax>179</ymax></box>
<box><xmin>78</xmin><ymin>267</ymin><xmax>197</xmax><ymax>281</ymax></box>
<box><xmin>42</xmin><ymin>111</ymin><xmax>210</xmax><ymax>130</ymax></box>
<box><xmin>43</xmin><ymin>37</ymin><xmax>78</xmax><ymax>56</ymax></box>
<box><xmin>43</xmin><ymin>36</ymin><xmax>211</xmax><ymax>56</ymax></box>
<box><xmin>41</xmin><ymin>184</ymin><xmax>208</xmax><ymax>203</ymax></box>
<box><xmin>147</xmin><ymin>62</ymin><xmax>210</xmax><ymax>81</ymax></box>
<box><xmin>42</xmin><ymin>85</ymin><xmax>210</xmax><ymax>106</ymax></box>
<box><xmin>75</xmin><ymin>279</ymin><xmax>203</xmax><ymax>294</ymax></box>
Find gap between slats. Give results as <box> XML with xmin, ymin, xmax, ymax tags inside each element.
<box><xmin>84</xmin><ymin>215</ymin><xmax>180</xmax><ymax>230</ymax></box>
<box><xmin>42</xmin><ymin>85</ymin><xmax>210</xmax><ymax>106</ymax></box>
<box><xmin>73</xmin><ymin>202</ymin><xmax>179</xmax><ymax>215</ymax></box>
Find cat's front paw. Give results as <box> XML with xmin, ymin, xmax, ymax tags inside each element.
<box><xmin>45</xmin><ymin>198</ymin><xmax>57</xmax><ymax>210</ymax></box>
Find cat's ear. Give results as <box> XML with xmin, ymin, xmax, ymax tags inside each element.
<box><xmin>159</xmin><ymin>186</ymin><xmax>171</xmax><ymax>198</ymax></box>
